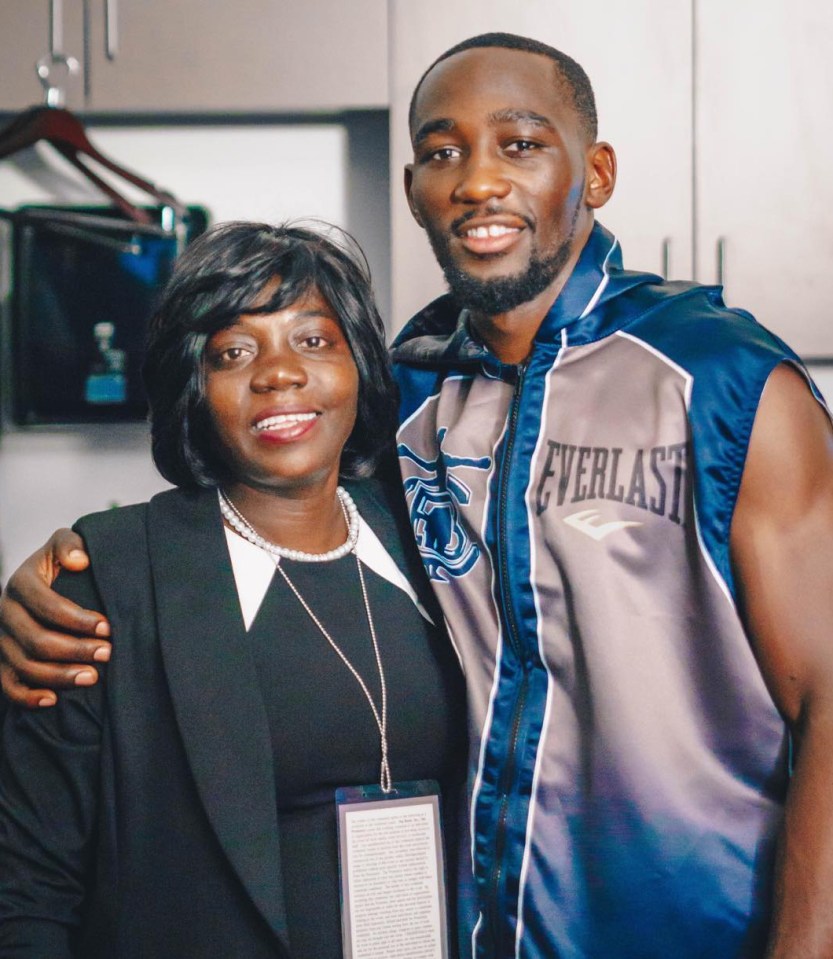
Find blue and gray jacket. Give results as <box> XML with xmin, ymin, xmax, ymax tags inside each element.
<box><xmin>391</xmin><ymin>222</ymin><xmax>824</xmax><ymax>959</ymax></box>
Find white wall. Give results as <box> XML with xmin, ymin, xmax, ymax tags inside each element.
<box><xmin>808</xmin><ymin>367</ymin><xmax>833</xmax><ymax>408</ymax></box>
<box><xmin>0</xmin><ymin>123</ymin><xmax>349</xmax><ymax>581</ymax></box>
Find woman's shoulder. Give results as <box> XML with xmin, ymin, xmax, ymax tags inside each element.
<box><xmin>73</xmin><ymin>487</ymin><xmax>183</xmax><ymax>537</ymax></box>
<box><xmin>68</xmin><ymin>488</ymin><xmax>218</xmax><ymax>611</ymax></box>
<box><xmin>74</xmin><ymin>487</ymin><xmax>216</xmax><ymax>563</ymax></box>
<box><xmin>73</xmin><ymin>501</ymin><xmax>148</xmax><ymax>547</ymax></box>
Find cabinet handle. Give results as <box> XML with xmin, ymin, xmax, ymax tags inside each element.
<box><xmin>37</xmin><ymin>0</ymin><xmax>79</xmax><ymax>108</ymax></box>
<box><xmin>83</xmin><ymin>0</ymin><xmax>91</xmax><ymax>101</ymax></box>
<box><xmin>716</xmin><ymin>236</ymin><xmax>726</xmax><ymax>288</ymax></box>
<box><xmin>50</xmin><ymin>0</ymin><xmax>64</xmax><ymax>54</ymax></box>
<box><xmin>661</xmin><ymin>237</ymin><xmax>672</xmax><ymax>279</ymax></box>
<box><xmin>105</xmin><ymin>0</ymin><xmax>119</xmax><ymax>60</ymax></box>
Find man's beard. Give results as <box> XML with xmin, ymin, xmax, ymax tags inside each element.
<box><xmin>426</xmin><ymin>207</ymin><xmax>580</xmax><ymax>316</ymax></box>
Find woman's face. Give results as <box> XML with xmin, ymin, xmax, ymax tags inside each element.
<box><xmin>203</xmin><ymin>284</ymin><xmax>359</xmax><ymax>496</ymax></box>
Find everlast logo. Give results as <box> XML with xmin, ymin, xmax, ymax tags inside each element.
<box><xmin>535</xmin><ymin>441</ymin><xmax>689</xmax><ymax>526</ymax></box>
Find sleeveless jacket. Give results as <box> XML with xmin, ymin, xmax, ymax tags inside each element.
<box><xmin>391</xmin><ymin>223</ymin><xmax>825</xmax><ymax>959</ymax></box>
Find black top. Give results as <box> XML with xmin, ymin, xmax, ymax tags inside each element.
<box><xmin>249</xmin><ymin>554</ymin><xmax>466</xmax><ymax>959</ymax></box>
<box><xmin>0</xmin><ymin>483</ymin><xmax>466</xmax><ymax>959</ymax></box>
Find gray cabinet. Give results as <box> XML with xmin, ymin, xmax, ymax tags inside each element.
<box><xmin>1</xmin><ymin>0</ymin><xmax>388</xmax><ymax>115</ymax></box>
<box><xmin>83</xmin><ymin>0</ymin><xmax>388</xmax><ymax>113</ymax></box>
<box><xmin>389</xmin><ymin>0</ymin><xmax>833</xmax><ymax>357</ymax></box>
<box><xmin>695</xmin><ymin>0</ymin><xmax>833</xmax><ymax>357</ymax></box>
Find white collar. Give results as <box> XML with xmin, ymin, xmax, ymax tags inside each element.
<box><xmin>223</xmin><ymin>514</ymin><xmax>433</xmax><ymax>630</ymax></box>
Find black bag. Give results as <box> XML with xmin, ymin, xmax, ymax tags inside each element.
<box><xmin>3</xmin><ymin>203</ymin><xmax>208</xmax><ymax>426</ymax></box>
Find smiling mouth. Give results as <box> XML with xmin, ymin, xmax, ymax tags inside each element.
<box><xmin>457</xmin><ymin>222</ymin><xmax>525</xmax><ymax>257</ymax></box>
<box><xmin>463</xmin><ymin>224</ymin><xmax>520</xmax><ymax>239</ymax></box>
<box><xmin>254</xmin><ymin>412</ymin><xmax>319</xmax><ymax>432</ymax></box>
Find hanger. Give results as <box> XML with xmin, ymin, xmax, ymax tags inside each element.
<box><xmin>0</xmin><ymin>51</ymin><xmax>186</xmax><ymax>227</ymax></box>
<box><xmin>0</xmin><ymin>104</ymin><xmax>186</xmax><ymax>227</ymax></box>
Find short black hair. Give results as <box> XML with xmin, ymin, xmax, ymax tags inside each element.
<box><xmin>409</xmin><ymin>32</ymin><xmax>598</xmax><ymax>144</ymax></box>
<box><xmin>143</xmin><ymin>221</ymin><xmax>398</xmax><ymax>489</ymax></box>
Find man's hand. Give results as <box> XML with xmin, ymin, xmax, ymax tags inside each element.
<box><xmin>0</xmin><ymin>529</ymin><xmax>111</xmax><ymax>708</ymax></box>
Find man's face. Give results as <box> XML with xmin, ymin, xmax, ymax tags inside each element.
<box><xmin>406</xmin><ymin>47</ymin><xmax>600</xmax><ymax>315</ymax></box>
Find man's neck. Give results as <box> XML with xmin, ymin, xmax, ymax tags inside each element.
<box><xmin>469</xmin><ymin>244</ymin><xmax>582</xmax><ymax>365</ymax></box>
<box><xmin>470</xmin><ymin>300</ymin><xmax>549</xmax><ymax>365</ymax></box>
<box><xmin>467</xmin><ymin>216</ymin><xmax>596</xmax><ymax>365</ymax></box>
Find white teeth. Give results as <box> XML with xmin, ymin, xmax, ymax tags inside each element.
<box><xmin>465</xmin><ymin>224</ymin><xmax>519</xmax><ymax>238</ymax></box>
<box><xmin>255</xmin><ymin>412</ymin><xmax>317</xmax><ymax>431</ymax></box>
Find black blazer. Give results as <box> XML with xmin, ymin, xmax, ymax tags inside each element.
<box><xmin>0</xmin><ymin>480</ymin><xmax>445</xmax><ymax>958</ymax></box>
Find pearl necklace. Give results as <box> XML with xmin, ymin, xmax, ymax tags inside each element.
<box><xmin>217</xmin><ymin>486</ymin><xmax>359</xmax><ymax>563</ymax></box>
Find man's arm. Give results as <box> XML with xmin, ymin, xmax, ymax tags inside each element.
<box><xmin>731</xmin><ymin>363</ymin><xmax>833</xmax><ymax>958</ymax></box>
<box><xmin>0</xmin><ymin>530</ymin><xmax>111</xmax><ymax>708</ymax></box>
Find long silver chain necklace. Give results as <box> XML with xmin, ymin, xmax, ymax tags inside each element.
<box><xmin>217</xmin><ymin>487</ymin><xmax>391</xmax><ymax>792</ymax></box>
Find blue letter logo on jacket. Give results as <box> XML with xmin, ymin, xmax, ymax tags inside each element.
<box><xmin>398</xmin><ymin>429</ymin><xmax>491</xmax><ymax>582</ymax></box>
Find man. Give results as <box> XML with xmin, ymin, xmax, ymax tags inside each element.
<box><xmin>3</xmin><ymin>33</ymin><xmax>833</xmax><ymax>959</ymax></box>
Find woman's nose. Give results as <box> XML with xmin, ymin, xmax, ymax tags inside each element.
<box><xmin>250</xmin><ymin>350</ymin><xmax>307</xmax><ymax>391</ymax></box>
<box><xmin>452</xmin><ymin>151</ymin><xmax>512</xmax><ymax>204</ymax></box>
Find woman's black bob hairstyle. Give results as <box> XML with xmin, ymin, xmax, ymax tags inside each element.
<box><xmin>143</xmin><ymin>220</ymin><xmax>398</xmax><ymax>489</ymax></box>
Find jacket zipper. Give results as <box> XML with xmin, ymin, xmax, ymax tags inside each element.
<box><xmin>485</xmin><ymin>362</ymin><xmax>529</xmax><ymax>954</ymax></box>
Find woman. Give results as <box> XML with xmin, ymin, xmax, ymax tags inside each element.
<box><xmin>0</xmin><ymin>222</ymin><xmax>466</xmax><ymax>958</ymax></box>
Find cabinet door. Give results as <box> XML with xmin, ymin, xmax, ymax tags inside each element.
<box><xmin>83</xmin><ymin>0</ymin><xmax>387</xmax><ymax>113</ymax></box>
<box><xmin>696</xmin><ymin>0</ymin><xmax>833</xmax><ymax>358</ymax></box>
<box><xmin>389</xmin><ymin>0</ymin><xmax>693</xmax><ymax>329</ymax></box>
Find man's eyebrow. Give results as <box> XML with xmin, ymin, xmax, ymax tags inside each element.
<box><xmin>412</xmin><ymin>117</ymin><xmax>456</xmax><ymax>147</ymax></box>
<box><xmin>412</xmin><ymin>109</ymin><xmax>555</xmax><ymax>146</ymax></box>
<box><xmin>489</xmin><ymin>108</ymin><xmax>554</xmax><ymax>129</ymax></box>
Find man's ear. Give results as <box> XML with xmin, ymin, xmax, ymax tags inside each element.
<box><xmin>584</xmin><ymin>142</ymin><xmax>616</xmax><ymax>210</ymax></box>
<box><xmin>404</xmin><ymin>164</ymin><xmax>425</xmax><ymax>228</ymax></box>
